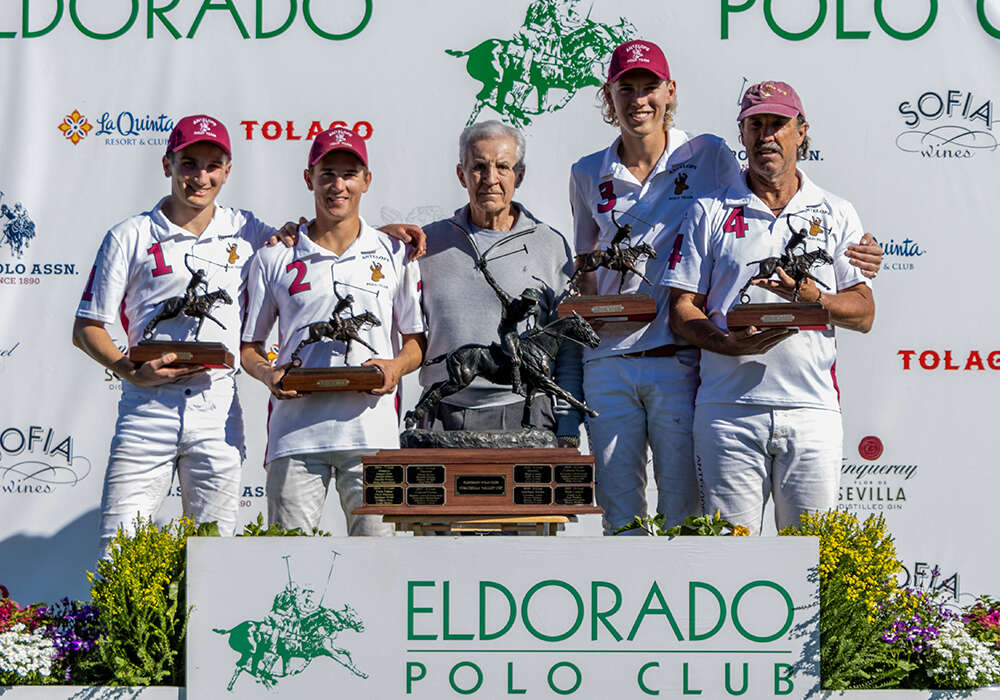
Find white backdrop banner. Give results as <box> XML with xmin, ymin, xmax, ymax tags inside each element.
<box><xmin>1</xmin><ymin>0</ymin><xmax>998</xmax><ymax>603</ymax></box>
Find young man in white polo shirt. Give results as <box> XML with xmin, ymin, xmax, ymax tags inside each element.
<box><xmin>73</xmin><ymin>115</ymin><xmax>277</xmax><ymax>541</ymax></box>
<box><xmin>664</xmin><ymin>81</ymin><xmax>875</xmax><ymax>534</ymax></box>
<box><xmin>241</xmin><ymin>127</ymin><xmax>426</xmax><ymax>535</ymax></box>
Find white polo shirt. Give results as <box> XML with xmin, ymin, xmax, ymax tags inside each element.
<box><xmin>662</xmin><ymin>169</ymin><xmax>870</xmax><ymax>411</ymax></box>
<box><xmin>76</xmin><ymin>198</ymin><xmax>274</xmax><ymax>379</ymax></box>
<box><xmin>242</xmin><ymin>219</ymin><xmax>424</xmax><ymax>462</ymax></box>
<box><xmin>569</xmin><ymin>128</ymin><xmax>741</xmax><ymax>360</ymax></box>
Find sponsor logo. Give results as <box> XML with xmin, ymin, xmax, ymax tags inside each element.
<box><xmin>898</xmin><ymin>561</ymin><xmax>961</xmax><ymax>600</ymax></box>
<box><xmin>214</xmin><ymin>553</ymin><xmax>368</xmax><ymax>691</ymax></box>
<box><xmin>0</xmin><ymin>190</ymin><xmax>79</xmax><ymax>288</ymax></box>
<box><xmin>447</xmin><ymin>0</ymin><xmax>635</xmax><ymax>127</ymax></box>
<box><xmin>896</xmin><ymin>89</ymin><xmax>998</xmax><ymax>158</ymax></box>
<box><xmin>732</xmin><ymin>148</ymin><xmax>824</xmax><ymax>162</ymax></box>
<box><xmin>0</xmin><ymin>425</ymin><xmax>91</xmax><ymax>494</ymax></box>
<box><xmin>898</xmin><ymin>349</ymin><xmax>1000</xmax><ymax>371</ymax></box>
<box><xmin>240</xmin><ymin>120</ymin><xmax>373</xmax><ymax>141</ymax></box>
<box><xmin>57</xmin><ymin>109</ymin><xmax>93</xmax><ymax>145</ymax></box>
<box><xmin>839</xmin><ymin>436</ymin><xmax>917</xmax><ymax>513</ymax></box>
<box><xmin>875</xmin><ymin>234</ymin><xmax>927</xmax><ymax>272</ymax></box>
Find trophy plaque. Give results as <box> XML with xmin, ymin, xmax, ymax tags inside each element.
<box><xmin>129</xmin><ymin>340</ymin><xmax>234</xmax><ymax>369</ymax></box>
<box><xmin>132</xmin><ymin>255</ymin><xmax>236</xmax><ymax>369</ymax></box>
<box><xmin>726</xmin><ymin>216</ymin><xmax>834</xmax><ymax>331</ymax></box>
<box><xmin>558</xmin><ymin>210</ymin><xmax>658</xmax><ymax>323</ymax></box>
<box><xmin>280</xmin><ymin>365</ymin><xmax>384</xmax><ymax>393</ymax></box>
<box><xmin>279</xmin><ymin>283</ymin><xmax>385</xmax><ymax>392</ymax></box>
<box><xmin>354</xmin><ymin>448</ymin><xmax>602</xmax><ymax>516</ymax></box>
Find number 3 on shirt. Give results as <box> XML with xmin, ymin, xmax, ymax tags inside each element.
<box><xmin>597</xmin><ymin>181</ymin><xmax>616</xmax><ymax>214</ymax></box>
<box><xmin>723</xmin><ymin>207</ymin><xmax>749</xmax><ymax>238</ymax></box>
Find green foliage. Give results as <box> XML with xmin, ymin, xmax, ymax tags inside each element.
<box><xmin>238</xmin><ymin>512</ymin><xmax>331</xmax><ymax>537</ymax></box>
<box><xmin>83</xmin><ymin>517</ymin><xmax>201</xmax><ymax>686</ymax></box>
<box><xmin>615</xmin><ymin>510</ymin><xmax>748</xmax><ymax>536</ymax></box>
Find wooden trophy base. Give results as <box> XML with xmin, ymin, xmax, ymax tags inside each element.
<box><xmin>557</xmin><ymin>294</ymin><xmax>656</xmax><ymax>323</ymax></box>
<box><xmin>354</xmin><ymin>448</ymin><xmax>602</xmax><ymax>516</ymax></box>
<box><xmin>726</xmin><ymin>302</ymin><xmax>831</xmax><ymax>331</ymax></box>
<box><xmin>280</xmin><ymin>365</ymin><xmax>384</xmax><ymax>393</ymax></box>
<box><xmin>129</xmin><ymin>341</ymin><xmax>234</xmax><ymax>369</ymax></box>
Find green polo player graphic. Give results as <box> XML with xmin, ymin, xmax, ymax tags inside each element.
<box><xmin>447</xmin><ymin>0</ymin><xmax>636</xmax><ymax>127</ymax></box>
<box><xmin>214</xmin><ymin>552</ymin><xmax>369</xmax><ymax>691</ymax></box>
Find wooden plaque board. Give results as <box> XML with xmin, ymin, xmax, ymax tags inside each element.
<box><xmin>726</xmin><ymin>302</ymin><xmax>831</xmax><ymax>331</ymax></box>
<box><xmin>354</xmin><ymin>448</ymin><xmax>602</xmax><ymax>515</ymax></box>
<box><xmin>280</xmin><ymin>366</ymin><xmax>383</xmax><ymax>393</ymax></box>
<box><xmin>129</xmin><ymin>340</ymin><xmax>234</xmax><ymax>369</ymax></box>
<box><xmin>557</xmin><ymin>294</ymin><xmax>656</xmax><ymax>323</ymax></box>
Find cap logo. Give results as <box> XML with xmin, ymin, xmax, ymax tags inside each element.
<box><xmin>192</xmin><ymin>117</ymin><xmax>218</xmax><ymax>136</ymax></box>
<box><xmin>327</xmin><ymin>128</ymin><xmax>351</xmax><ymax>145</ymax></box>
<box><xmin>626</xmin><ymin>43</ymin><xmax>649</xmax><ymax>62</ymax></box>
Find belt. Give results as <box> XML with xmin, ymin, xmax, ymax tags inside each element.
<box><xmin>618</xmin><ymin>344</ymin><xmax>694</xmax><ymax>359</ymax></box>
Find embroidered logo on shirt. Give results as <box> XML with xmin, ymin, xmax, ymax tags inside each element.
<box><xmin>226</xmin><ymin>243</ymin><xmax>240</xmax><ymax>263</ymax></box>
<box><xmin>809</xmin><ymin>217</ymin><xmax>823</xmax><ymax>236</ymax></box>
<box><xmin>370</xmin><ymin>262</ymin><xmax>385</xmax><ymax>282</ymax></box>
<box><xmin>673</xmin><ymin>172</ymin><xmax>689</xmax><ymax>195</ymax></box>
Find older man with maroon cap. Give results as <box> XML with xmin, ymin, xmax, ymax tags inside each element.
<box><xmin>664</xmin><ymin>81</ymin><xmax>875</xmax><ymax>534</ymax></box>
<box><xmin>240</xmin><ymin>126</ymin><xmax>425</xmax><ymax>535</ymax></box>
<box><xmin>74</xmin><ymin>114</ymin><xmax>284</xmax><ymax>543</ymax></box>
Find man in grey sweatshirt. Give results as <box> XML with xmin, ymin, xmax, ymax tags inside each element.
<box><xmin>416</xmin><ymin>121</ymin><xmax>583</xmax><ymax>442</ymax></box>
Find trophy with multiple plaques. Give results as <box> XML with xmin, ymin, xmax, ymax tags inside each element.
<box><xmin>557</xmin><ymin>210</ymin><xmax>657</xmax><ymax>323</ymax></box>
<box><xmin>129</xmin><ymin>254</ymin><xmax>235</xmax><ymax>369</ymax></box>
<box><xmin>278</xmin><ymin>285</ymin><xmax>384</xmax><ymax>393</ymax></box>
<box><xmin>726</xmin><ymin>217</ymin><xmax>833</xmax><ymax>331</ymax></box>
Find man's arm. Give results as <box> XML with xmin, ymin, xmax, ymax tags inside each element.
<box><xmin>667</xmin><ymin>289</ymin><xmax>798</xmax><ymax>356</ymax></box>
<box><xmin>363</xmin><ymin>332</ymin><xmax>427</xmax><ymax>395</ymax></box>
<box><xmin>72</xmin><ymin>317</ymin><xmax>206</xmax><ymax>386</ymax></box>
<box><xmin>752</xmin><ymin>272</ymin><xmax>875</xmax><ymax>333</ymax></box>
<box><xmin>240</xmin><ymin>341</ymin><xmax>301</xmax><ymax>400</ymax></box>
<box><xmin>265</xmin><ymin>219</ymin><xmax>426</xmax><ymax>260</ymax></box>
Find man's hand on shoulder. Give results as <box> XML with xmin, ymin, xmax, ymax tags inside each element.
<box><xmin>265</xmin><ymin>217</ymin><xmax>309</xmax><ymax>248</ymax></box>
<box><xmin>846</xmin><ymin>232</ymin><xmax>882</xmax><ymax>279</ymax></box>
<box><xmin>378</xmin><ymin>223</ymin><xmax>427</xmax><ymax>261</ymax></box>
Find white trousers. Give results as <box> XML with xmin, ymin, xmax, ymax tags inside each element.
<box><xmin>266</xmin><ymin>449</ymin><xmax>393</xmax><ymax>536</ymax></box>
<box><xmin>100</xmin><ymin>376</ymin><xmax>243</xmax><ymax>541</ymax></box>
<box><xmin>583</xmin><ymin>352</ymin><xmax>700</xmax><ymax>534</ymax></box>
<box><xmin>693</xmin><ymin>403</ymin><xmax>843</xmax><ymax>535</ymax></box>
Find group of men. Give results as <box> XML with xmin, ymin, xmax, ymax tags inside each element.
<box><xmin>74</xmin><ymin>39</ymin><xmax>880</xmax><ymax>543</ymax></box>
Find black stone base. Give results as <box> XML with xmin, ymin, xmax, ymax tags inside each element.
<box><xmin>399</xmin><ymin>428</ymin><xmax>558</xmax><ymax>449</ymax></box>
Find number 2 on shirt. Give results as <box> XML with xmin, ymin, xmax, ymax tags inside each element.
<box><xmin>286</xmin><ymin>260</ymin><xmax>311</xmax><ymax>295</ymax></box>
<box><xmin>723</xmin><ymin>207</ymin><xmax>749</xmax><ymax>238</ymax></box>
<box><xmin>597</xmin><ymin>181</ymin><xmax>616</xmax><ymax>214</ymax></box>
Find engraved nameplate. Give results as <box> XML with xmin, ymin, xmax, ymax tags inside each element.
<box><xmin>555</xmin><ymin>464</ymin><xmax>593</xmax><ymax>484</ymax></box>
<box><xmin>514</xmin><ymin>464</ymin><xmax>552</xmax><ymax>484</ymax></box>
<box><xmin>514</xmin><ymin>486</ymin><xmax>553</xmax><ymax>506</ymax></box>
<box><xmin>407</xmin><ymin>486</ymin><xmax>445</xmax><ymax>506</ymax></box>
<box><xmin>407</xmin><ymin>465</ymin><xmax>445</xmax><ymax>484</ymax></box>
<box><xmin>555</xmin><ymin>485</ymin><xmax>593</xmax><ymax>506</ymax></box>
<box><xmin>455</xmin><ymin>475</ymin><xmax>507</xmax><ymax>496</ymax></box>
<box><xmin>364</xmin><ymin>486</ymin><xmax>403</xmax><ymax>506</ymax></box>
<box><xmin>365</xmin><ymin>465</ymin><xmax>403</xmax><ymax>485</ymax></box>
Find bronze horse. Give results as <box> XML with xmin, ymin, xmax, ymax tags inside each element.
<box><xmin>738</xmin><ymin>216</ymin><xmax>834</xmax><ymax>304</ymax></box>
<box><xmin>289</xmin><ymin>311</ymin><xmax>381</xmax><ymax>366</ymax></box>
<box><xmin>141</xmin><ymin>288</ymin><xmax>232</xmax><ymax>341</ymax></box>
<box><xmin>405</xmin><ymin>312</ymin><xmax>600</xmax><ymax>430</ymax></box>
<box><xmin>568</xmin><ymin>210</ymin><xmax>657</xmax><ymax>294</ymax></box>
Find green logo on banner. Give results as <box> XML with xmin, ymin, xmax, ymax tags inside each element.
<box><xmin>447</xmin><ymin>0</ymin><xmax>635</xmax><ymax>127</ymax></box>
<box><xmin>214</xmin><ymin>552</ymin><xmax>369</xmax><ymax>691</ymax></box>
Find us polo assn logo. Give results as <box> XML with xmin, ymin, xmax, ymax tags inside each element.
<box><xmin>215</xmin><ymin>553</ymin><xmax>368</xmax><ymax>691</ymax></box>
<box><xmin>447</xmin><ymin>0</ymin><xmax>635</xmax><ymax>126</ymax></box>
<box><xmin>0</xmin><ymin>192</ymin><xmax>36</xmax><ymax>259</ymax></box>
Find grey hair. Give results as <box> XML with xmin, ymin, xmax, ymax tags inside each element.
<box><xmin>458</xmin><ymin>120</ymin><xmax>526</xmax><ymax>173</ymax></box>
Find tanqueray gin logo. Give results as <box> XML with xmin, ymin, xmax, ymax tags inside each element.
<box><xmin>214</xmin><ymin>553</ymin><xmax>369</xmax><ymax>691</ymax></box>
<box><xmin>896</xmin><ymin>89</ymin><xmax>998</xmax><ymax>158</ymax></box>
<box><xmin>447</xmin><ymin>0</ymin><xmax>635</xmax><ymax>126</ymax></box>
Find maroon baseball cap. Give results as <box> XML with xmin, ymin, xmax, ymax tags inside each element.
<box><xmin>308</xmin><ymin>127</ymin><xmax>368</xmax><ymax>168</ymax></box>
<box><xmin>166</xmin><ymin>115</ymin><xmax>231</xmax><ymax>157</ymax></box>
<box><xmin>738</xmin><ymin>81</ymin><xmax>806</xmax><ymax>121</ymax></box>
<box><xmin>607</xmin><ymin>40</ymin><xmax>670</xmax><ymax>84</ymax></box>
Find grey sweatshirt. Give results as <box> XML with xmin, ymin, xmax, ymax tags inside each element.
<box><xmin>418</xmin><ymin>203</ymin><xmax>583</xmax><ymax>436</ymax></box>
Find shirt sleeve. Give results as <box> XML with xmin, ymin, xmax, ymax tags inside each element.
<box><xmin>569</xmin><ymin>166</ymin><xmax>600</xmax><ymax>255</ymax></box>
<box><xmin>392</xmin><ymin>257</ymin><xmax>425</xmax><ymax>335</ymax></box>
<box><xmin>661</xmin><ymin>200</ymin><xmax>713</xmax><ymax>295</ymax></box>
<box><xmin>239</xmin><ymin>210</ymin><xmax>280</xmax><ymax>252</ymax></box>
<box><xmin>833</xmin><ymin>201</ymin><xmax>870</xmax><ymax>292</ymax></box>
<box><xmin>76</xmin><ymin>231</ymin><xmax>128</xmax><ymax>324</ymax></box>
<box><xmin>241</xmin><ymin>253</ymin><xmax>278</xmax><ymax>343</ymax></box>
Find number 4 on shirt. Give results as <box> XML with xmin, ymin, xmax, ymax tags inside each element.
<box><xmin>723</xmin><ymin>207</ymin><xmax>749</xmax><ymax>238</ymax></box>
